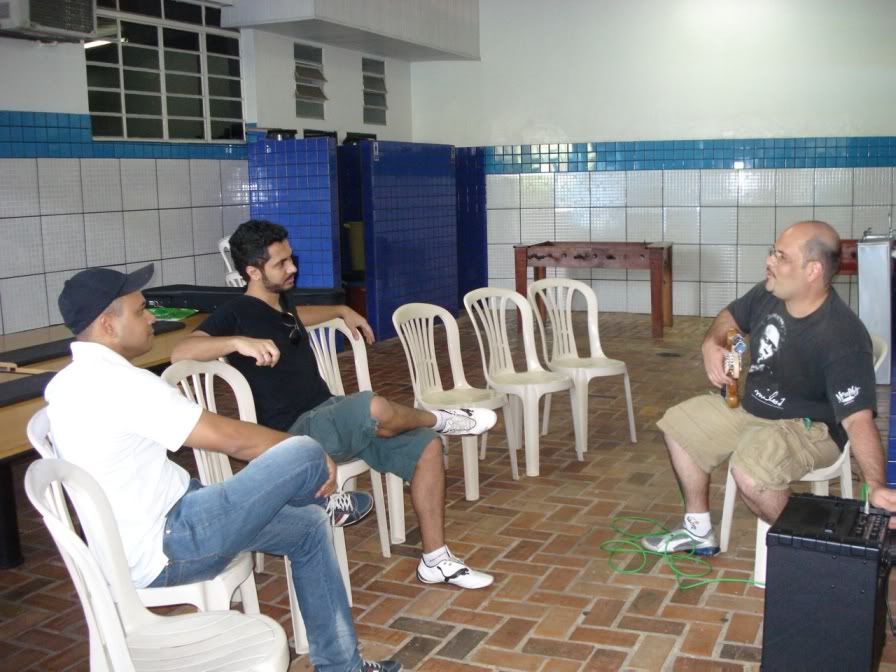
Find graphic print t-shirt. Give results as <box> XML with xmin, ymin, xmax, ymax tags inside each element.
<box><xmin>727</xmin><ymin>283</ymin><xmax>876</xmax><ymax>447</ymax></box>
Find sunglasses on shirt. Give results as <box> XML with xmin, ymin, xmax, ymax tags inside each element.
<box><xmin>281</xmin><ymin>311</ymin><xmax>305</xmax><ymax>345</ymax></box>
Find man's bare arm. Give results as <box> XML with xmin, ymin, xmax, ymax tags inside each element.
<box><xmin>171</xmin><ymin>330</ymin><xmax>281</xmax><ymax>367</ymax></box>
<box><xmin>295</xmin><ymin>304</ymin><xmax>374</xmax><ymax>344</ymax></box>
<box><xmin>842</xmin><ymin>409</ymin><xmax>896</xmax><ymax>526</ymax></box>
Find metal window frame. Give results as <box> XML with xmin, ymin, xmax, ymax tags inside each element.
<box><xmin>88</xmin><ymin>4</ymin><xmax>244</xmax><ymax>142</ymax></box>
<box><xmin>294</xmin><ymin>41</ymin><xmax>326</xmax><ymax>120</ymax></box>
<box><xmin>361</xmin><ymin>57</ymin><xmax>387</xmax><ymax>125</ymax></box>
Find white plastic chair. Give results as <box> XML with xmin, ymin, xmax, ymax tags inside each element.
<box><xmin>161</xmin><ymin>359</ymin><xmax>389</xmax><ymax>654</ymax></box>
<box><xmin>392</xmin><ymin>303</ymin><xmax>519</xmax><ymax>499</ymax></box>
<box><xmin>225</xmin><ymin>270</ymin><xmax>246</xmax><ymax>288</ymax></box>
<box><xmin>527</xmin><ymin>279</ymin><xmax>637</xmax><ymax>458</ymax></box>
<box><xmin>24</xmin><ymin>458</ymin><xmax>289</xmax><ymax>672</ymax></box>
<box><xmin>219</xmin><ymin>236</ymin><xmax>236</xmax><ymax>273</ymax></box>
<box><xmin>464</xmin><ymin>288</ymin><xmax>580</xmax><ymax>477</ymax></box>
<box><xmin>719</xmin><ymin>333</ymin><xmax>889</xmax><ymax>586</ymax></box>
<box><xmin>27</xmin><ymin>406</ymin><xmax>260</xmax><ymax>615</ymax></box>
<box><xmin>306</xmin><ymin>318</ymin><xmax>403</xmax><ymax>547</ymax></box>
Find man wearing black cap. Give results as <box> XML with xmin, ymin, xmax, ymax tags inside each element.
<box><xmin>44</xmin><ymin>263</ymin><xmax>401</xmax><ymax>672</ymax></box>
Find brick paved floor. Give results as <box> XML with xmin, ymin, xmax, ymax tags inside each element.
<box><xmin>2</xmin><ymin>312</ymin><xmax>894</xmax><ymax>671</ymax></box>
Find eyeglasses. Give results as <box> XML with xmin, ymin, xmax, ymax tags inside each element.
<box><xmin>281</xmin><ymin>311</ymin><xmax>305</xmax><ymax>345</ymax></box>
<box><xmin>767</xmin><ymin>246</ymin><xmax>790</xmax><ymax>263</ymax></box>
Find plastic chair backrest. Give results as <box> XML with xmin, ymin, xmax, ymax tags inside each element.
<box><xmin>25</xmin><ymin>458</ymin><xmax>156</xmax><ymax>671</ymax></box>
<box><xmin>225</xmin><ymin>270</ymin><xmax>247</xmax><ymax>288</ymax></box>
<box><xmin>392</xmin><ymin>303</ymin><xmax>470</xmax><ymax>400</ymax></box>
<box><xmin>463</xmin><ymin>288</ymin><xmax>546</xmax><ymax>384</ymax></box>
<box><xmin>219</xmin><ymin>236</ymin><xmax>236</xmax><ymax>273</ymax></box>
<box><xmin>871</xmin><ymin>334</ymin><xmax>888</xmax><ymax>373</ymax></box>
<box><xmin>307</xmin><ymin>318</ymin><xmax>372</xmax><ymax>395</ymax></box>
<box><xmin>27</xmin><ymin>407</ymin><xmax>77</xmax><ymax>531</ymax></box>
<box><xmin>527</xmin><ymin>278</ymin><xmax>607</xmax><ymax>365</ymax></box>
<box><xmin>161</xmin><ymin>360</ymin><xmax>257</xmax><ymax>485</ymax></box>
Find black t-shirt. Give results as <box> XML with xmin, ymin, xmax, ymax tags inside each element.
<box><xmin>197</xmin><ymin>294</ymin><xmax>332</xmax><ymax>431</ymax></box>
<box><xmin>728</xmin><ymin>283</ymin><xmax>876</xmax><ymax>448</ymax></box>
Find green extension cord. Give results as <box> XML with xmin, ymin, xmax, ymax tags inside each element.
<box><xmin>599</xmin><ymin>516</ymin><xmax>760</xmax><ymax>590</ymax></box>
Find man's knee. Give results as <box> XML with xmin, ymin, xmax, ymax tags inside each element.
<box><xmin>411</xmin><ymin>439</ymin><xmax>444</xmax><ymax>477</ymax></box>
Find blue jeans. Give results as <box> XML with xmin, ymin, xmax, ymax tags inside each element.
<box><xmin>148</xmin><ymin>436</ymin><xmax>363</xmax><ymax>672</ymax></box>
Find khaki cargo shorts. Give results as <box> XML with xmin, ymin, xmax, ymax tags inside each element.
<box><xmin>656</xmin><ymin>393</ymin><xmax>841</xmax><ymax>491</ymax></box>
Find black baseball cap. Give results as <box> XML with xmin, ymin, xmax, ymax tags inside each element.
<box><xmin>58</xmin><ymin>263</ymin><xmax>155</xmax><ymax>334</ymax></box>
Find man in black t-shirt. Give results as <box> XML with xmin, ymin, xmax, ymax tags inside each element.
<box><xmin>172</xmin><ymin>220</ymin><xmax>497</xmax><ymax>590</ymax></box>
<box><xmin>642</xmin><ymin>220</ymin><xmax>896</xmax><ymax>556</ymax></box>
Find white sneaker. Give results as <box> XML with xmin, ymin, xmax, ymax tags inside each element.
<box><xmin>433</xmin><ymin>408</ymin><xmax>497</xmax><ymax>436</ymax></box>
<box><xmin>641</xmin><ymin>527</ymin><xmax>720</xmax><ymax>556</ymax></box>
<box><xmin>416</xmin><ymin>552</ymin><xmax>494</xmax><ymax>589</ymax></box>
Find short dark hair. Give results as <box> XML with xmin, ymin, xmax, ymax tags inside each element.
<box><xmin>229</xmin><ymin>220</ymin><xmax>288</xmax><ymax>281</ymax></box>
<box><xmin>801</xmin><ymin>223</ymin><xmax>841</xmax><ymax>288</ymax></box>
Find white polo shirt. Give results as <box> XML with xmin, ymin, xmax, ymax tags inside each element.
<box><xmin>45</xmin><ymin>342</ymin><xmax>202</xmax><ymax>588</ymax></box>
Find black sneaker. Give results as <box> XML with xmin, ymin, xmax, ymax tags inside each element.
<box><xmin>325</xmin><ymin>491</ymin><xmax>373</xmax><ymax>527</ymax></box>
<box><xmin>359</xmin><ymin>661</ymin><xmax>401</xmax><ymax>672</ymax></box>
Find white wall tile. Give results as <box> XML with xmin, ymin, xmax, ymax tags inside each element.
<box><xmin>159</xmin><ymin>208</ymin><xmax>195</xmax><ymax>259</ymax></box>
<box><xmin>853</xmin><ymin>168</ymin><xmax>892</xmax><ymax>206</ymax></box>
<box><xmin>121</xmin><ymin>159</ymin><xmax>159</xmax><ymax>210</ymax></box>
<box><xmin>193</xmin><ymin>255</ymin><xmax>224</xmax><ymax>286</ymax></box>
<box><xmin>0</xmin><ymin>217</ymin><xmax>44</xmax><ymax>278</ymax></box>
<box><xmin>548</xmin><ymin>267</ymin><xmax>591</xmax><ymax>282</ymax></box>
<box><xmin>590</xmin><ymin>207</ymin><xmax>625</xmax><ymax>241</ymax></box>
<box><xmin>38</xmin><ymin>159</ymin><xmax>82</xmax><ymax>215</ymax></box>
<box><xmin>701</xmin><ymin>245</ymin><xmax>737</xmax><ymax>282</ymax></box>
<box><xmin>626</xmin><ymin>207</ymin><xmax>662</xmax><ymax>242</ymax></box>
<box><xmin>737</xmin><ymin>207</ymin><xmax>775</xmax><ymax>245</ymax></box>
<box><xmin>520</xmin><ymin>208</ymin><xmax>554</xmax><ymax>243</ymax></box>
<box><xmin>626</xmin><ymin>170</ymin><xmax>662</xmax><ymax>206</ymax></box>
<box><xmin>555</xmin><ymin>173</ymin><xmax>590</xmax><ymax>207</ymax></box>
<box><xmin>161</xmin><ymin>257</ymin><xmax>196</xmax><ymax>285</ymax></box>
<box><xmin>701</xmin><ymin>207</ymin><xmax>737</xmax><ymax>244</ymax></box>
<box><xmin>192</xmin><ymin>206</ymin><xmax>224</xmax><ymax>255</ymax></box>
<box><xmin>221</xmin><ymin>161</ymin><xmax>249</xmax><ymax>206</ymax></box>
<box><xmin>554</xmin><ymin>208</ymin><xmax>589</xmax><ymax>240</ymax></box>
<box><xmin>738</xmin><ymin>170</ymin><xmax>775</xmax><ymax>206</ymax></box>
<box><xmin>486</xmin><ymin>174</ymin><xmax>520</xmax><ymax>209</ymax></box>
<box><xmin>672</xmin><ymin>244</ymin><xmax>700</xmax><ymax>281</ymax></box>
<box><xmin>832</xmin><ymin>280</ymin><xmax>851</xmax><ymax>306</ymax></box>
<box><xmin>813</xmin><ymin>206</ymin><xmax>852</xmax><ymax>239</ymax></box>
<box><xmin>814</xmin><ymin>168</ymin><xmax>853</xmax><ymax>206</ymax></box>
<box><xmin>486</xmin><ymin>209</ymin><xmax>520</xmax><ymax>244</ymax></box>
<box><xmin>80</xmin><ymin>159</ymin><xmax>122</xmax><ymax>213</ymax></box>
<box><xmin>852</xmin><ymin>206</ymin><xmax>892</xmax><ymax>237</ymax></box>
<box><xmin>487</xmin><ymin>277</ymin><xmax>515</xmax><ymax>291</ymax></box>
<box><xmin>0</xmin><ymin>159</ymin><xmax>39</xmax><ymax>217</ymax></box>
<box><xmin>663</xmin><ymin>207</ymin><xmax>700</xmax><ymax>244</ymax></box>
<box><xmin>222</xmin><ymin>204</ymin><xmax>250</xmax><ymax>236</ymax></box>
<box><xmin>85</xmin><ymin>212</ymin><xmax>125</xmax><ymax>267</ymax></box>
<box><xmin>124</xmin><ymin>210</ymin><xmax>161</xmax><ymax>263</ymax></box>
<box><xmin>487</xmin><ymin>243</ymin><xmax>516</xmax><ymax>278</ymax></box>
<box><xmin>701</xmin><ymin>282</ymin><xmax>736</xmax><ymax>317</ymax></box>
<box><xmin>520</xmin><ymin>173</ymin><xmax>555</xmax><ymax>208</ymax></box>
<box><xmin>673</xmin><ymin>281</ymin><xmax>700</xmax><ymax>316</ymax></box>
<box><xmin>737</xmin><ymin>245</ymin><xmax>769</xmax><ymax>285</ymax></box>
<box><xmin>41</xmin><ymin>214</ymin><xmax>85</xmax><ymax>272</ymax></box>
<box><xmin>190</xmin><ymin>160</ymin><xmax>223</xmax><ymax>207</ymax></box>
<box><xmin>700</xmin><ymin>170</ymin><xmax>737</xmax><ymax>206</ymax></box>
<box><xmin>593</xmin><ymin>268</ymin><xmax>627</xmax><ymax>280</ymax></box>
<box><xmin>0</xmin><ymin>274</ymin><xmax>48</xmax><ymax>332</ymax></box>
<box><xmin>592</xmin><ymin>279</ymin><xmax>627</xmax><ymax>312</ymax></box>
<box><xmin>626</xmin><ymin>281</ymin><xmax>650</xmax><ymax>314</ymax></box>
<box><xmin>736</xmin><ymin>282</ymin><xmax>757</xmax><ymax>300</ymax></box>
<box><xmin>157</xmin><ymin>159</ymin><xmax>191</xmax><ymax>209</ymax></box>
<box><xmin>775</xmin><ymin>206</ymin><xmax>814</xmax><ymax>237</ymax></box>
<box><xmin>590</xmin><ymin>172</ymin><xmax>625</xmax><ymax>207</ymax></box>
<box><xmin>663</xmin><ymin>170</ymin><xmax>699</xmax><ymax>206</ymax></box>
<box><xmin>45</xmin><ymin>269</ymin><xmax>80</xmax><ymax>326</ymax></box>
<box><xmin>775</xmin><ymin>169</ymin><xmax>814</xmax><ymax>206</ymax></box>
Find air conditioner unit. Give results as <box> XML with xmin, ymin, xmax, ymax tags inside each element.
<box><xmin>0</xmin><ymin>0</ymin><xmax>95</xmax><ymax>41</ymax></box>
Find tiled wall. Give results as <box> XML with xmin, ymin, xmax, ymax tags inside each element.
<box><xmin>485</xmin><ymin>167</ymin><xmax>894</xmax><ymax>317</ymax></box>
<box><xmin>0</xmin><ymin>157</ymin><xmax>249</xmax><ymax>334</ymax></box>
<box><xmin>247</xmin><ymin>137</ymin><xmax>340</xmax><ymax>288</ymax></box>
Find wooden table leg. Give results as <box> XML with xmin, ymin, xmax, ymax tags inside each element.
<box><xmin>514</xmin><ymin>247</ymin><xmax>528</xmax><ymax>297</ymax></box>
<box><xmin>0</xmin><ymin>461</ymin><xmax>24</xmax><ymax>568</ymax></box>
<box><xmin>648</xmin><ymin>248</ymin><xmax>664</xmax><ymax>338</ymax></box>
<box><xmin>663</xmin><ymin>246</ymin><xmax>673</xmax><ymax>328</ymax></box>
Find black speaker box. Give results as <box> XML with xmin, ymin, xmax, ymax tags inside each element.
<box><xmin>762</xmin><ymin>494</ymin><xmax>891</xmax><ymax>671</ymax></box>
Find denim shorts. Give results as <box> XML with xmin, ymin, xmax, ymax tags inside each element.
<box><xmin>289</xmin><ymin>390</ymin><xmax>435</xmax><ymax>482</ymax></box>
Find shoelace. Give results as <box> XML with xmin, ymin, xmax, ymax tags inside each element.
<box><xmin>325</xmin><ymin>491</ymin><xmax>353</xmax><ymax>516</ymax></box>
<box><xmin>442</xmin><ymin>413</ymin><xmax>475</xmax><ymax>432</ymax></box>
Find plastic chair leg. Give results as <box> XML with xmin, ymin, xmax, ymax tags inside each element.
<box><xmin>840</xmin><ymin>459</ymin><xmax>854</xmax><ymax>499</ymax></box>
<box><xmin>541</xmin><ymin>393</ymin><xmax>552</xmax><ymax>436</ymax></box>
<box><xmin>502</xmin><ymin>402</ymin><xmax>520</xmax><ymax>481</ymax></box>
<box><xmin>569</xmin><ymin>381</ymin><xmax>587</xmax><ymax>461</ymax></box>
<box><xmin>236</xmin><ymin>573</ymin><xmax>260</xmax><ymax>614</ymax></box>
<box><xmin>754</xmin><ymin>518</ymin><xmax>770</xmax><ymax>588</ymax></box>
<box><xmin>369</xmin><ymin>469</ymin><xmax>391</xmax><ymax>558</ymax></box>
<box><xmin>623</xmin><ymin>370</ymin><xmax>637</xmax><ymax>443</ymax></box>
<box><xmin>719</xmin><ymin>463</ymin><xmax>738</xmax><ymax>553</ymax></box>
<box><xmin>332</xmin><ymin>526</ymin><xmax>352</xmax><ymax>604</ymax></box>
<box><xmin>461</xmin><ymin>435</ymin><xmax>480</xmax><ymax>501</ymax></box>
<box><xmin>523</xmin><ymin>394</ymin><xmax>541</xmax><ymax>477</ymax></box>
<box><xmin>284</xmin><ymin>558</ymin><xmax>309</xmax><ymax>654</ymax></box>
<box><xmin>479</xmin><ymin>432</ymin><xmax>488</xmax><ymax>460</ymax></box>
<box><xmin>386</xmin><ymin>473</ymin><xmax>406</xmax><ymax>545</ymax></box>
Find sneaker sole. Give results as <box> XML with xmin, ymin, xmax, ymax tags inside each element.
<box><xmin>331</xmin><ymin>504</ymin><xmax>374</xmax><ymax>528</ymax></box>
<box><xmin>645</xmin><ymin>545</ymin><xmax>720</xmax><ymax>557</ymax></box>
<box><xmin>415</xmin><ymin>569</ymin><xmax>494</xmax><ymax>589</ymax></box>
